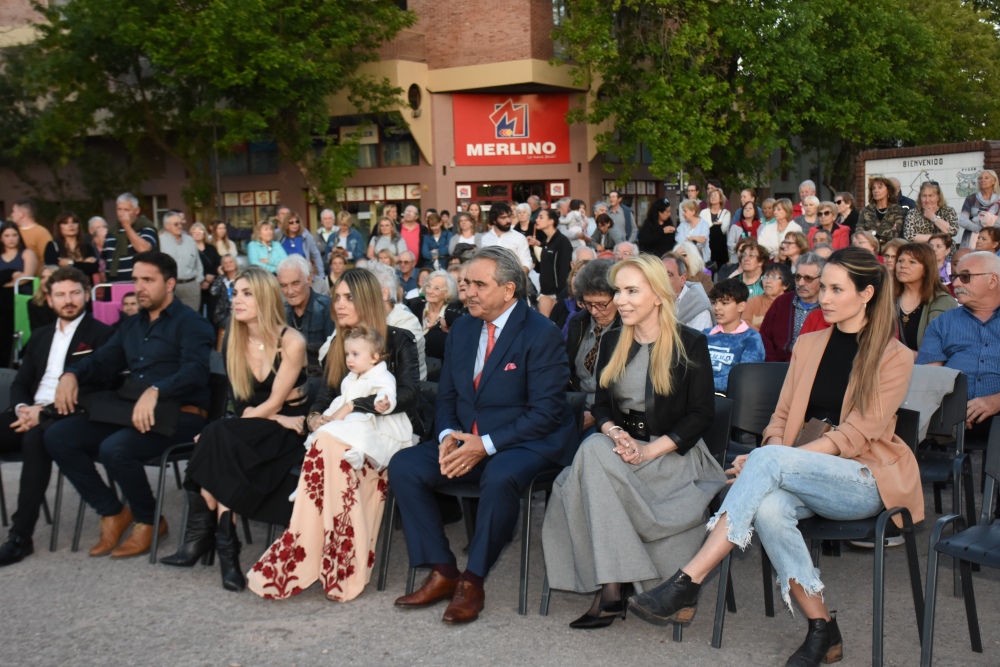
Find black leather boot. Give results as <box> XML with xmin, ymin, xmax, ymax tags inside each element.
<box><xmin>215</xmin><ymin>511</ymin><xmax>246</xmax><ymax>592</ymax></box>
<box><xmin>160</xmin><ymin>491</ymin><xmax>216</xmax><ymax>567</ymax></box>
<box><xmin>627</xmin><ymin>569</ymin><xmax>701</xmax><ymax>626</ymax></box>
<box><xmin>786</xmin><ymin>611</ymin><xmax>844</xmax><ymax>666</ymax></box>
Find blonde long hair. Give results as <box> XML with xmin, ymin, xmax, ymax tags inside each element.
<box><xmin>325</xmin><ymin>269</ymin><xmax>388</xmax><ymax>388</ymax></box>
<box><xmin>226</xmin><ymin>267</ymin><xmax>287</xmax><ymax>401</ymax></box>
<box><xmin>599</xmin><ymin>254</ymin><xmax>689</xmax><ymax>395</ymax></box>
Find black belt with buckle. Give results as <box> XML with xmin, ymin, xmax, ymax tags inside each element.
<box><xmin>619</xmin><ymin>410</ymin><xmax>648</xmax><ymax>440</ymax></box>
<box><xmin>176</xmin><ymin>277</ymin><xmax>197</xmax><ymax>284</ymax></box>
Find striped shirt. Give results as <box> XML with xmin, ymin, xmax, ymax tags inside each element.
<box><xmin>102</xmin><ymin>217</ymin><xmax>158</xmax><ymax>281</ymax></box>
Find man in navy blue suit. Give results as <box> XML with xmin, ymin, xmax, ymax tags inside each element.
<box><xmin>390</xmin><ymin>246</ymin><xmax>579</xmax><ymax>623</ymax></box>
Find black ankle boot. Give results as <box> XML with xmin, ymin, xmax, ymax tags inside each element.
<box><xmin>786</xmin><ymin>611</ymin><xmax>843</xmax><ymax>666</ymax></box>
<box><xmin>160</xmin><ymin>491</ymin><xmax>216</xmax><ymax>567</ymax></box>
<box><xmin>215</xmin><ymin>511</ymin><xmax>246</xmax><ymax>592</ymax></box>
<box><xmin>627</xmin><ymin>569</ymin><xmax>701</xmax><ymax>626</ymax></box>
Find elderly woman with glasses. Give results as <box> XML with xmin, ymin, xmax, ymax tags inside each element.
<box><xmin>731</xmin><ymin>238</ymin><xmax>768</xmax><ymax>297</ymax></box>
<box><xmin>903</xmin><ymin>181</ymin><xmax>959</xmax><ymax>246</ymax></box>
<box><xmin>406</xmin><ymin>269</ymin><xmax>466</xmax><ymax>361</ymax></box>
<box><xmin>958</xmin><ymin>169</ymin><xmax>1000</xmax><ymax>249</ymax></box>
<box><xmin>565</xmin><ymin>259</ymin><xmax>621</xmax><ymax>435</ymax></box>
<box><xmin>778</xmin><ymin>231</ymin><xmax>809</xmax><ymax>267</ymax></box>
<box><xmin>743</xmin><ymin>262</ymin><xmax>793</xmax><ymax>330</ymax></box>
<box><xmin>808</xmin><ymin>201</ymin><xmax>850</xmax><ymax>249</ymax></box>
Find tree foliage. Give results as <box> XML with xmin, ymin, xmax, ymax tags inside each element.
<box><xmin>557</xmin><ymin>0</ymin><xmax>1000</xmax><ymax>190</ymax></box>
<box><xmin>3</xmin><ymin>0</ymin><xmax>414</xmax><ymax>210</ymax></box>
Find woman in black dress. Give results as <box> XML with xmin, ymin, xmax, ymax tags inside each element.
<box><xmin>190</xmin><ymin>222</ymin><xmax>221</xmax><ymax>314</ymax></box>
<box><xmin>162</xmin><ymin>267</ymin><xmax>308</xmax><ymax>592</ymax></box>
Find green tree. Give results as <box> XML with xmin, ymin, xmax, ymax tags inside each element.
<box><xmin>3</xmin><ymin>0</ymin><xmax>414</xmax><ymax>212</ymax></box>
<box><xmin>557</xmin><ymin>0</ymin><xmax>1000</xmax><ymax>191</ymax></box>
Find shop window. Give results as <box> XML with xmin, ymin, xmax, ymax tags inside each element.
<box><xmin>214</xmin><ymin>141</ymin><xmax>280</xmax><ymax>177</ymax></box>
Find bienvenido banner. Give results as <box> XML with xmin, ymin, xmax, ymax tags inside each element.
<box><xmin>453</xmin><ymin>94</ymin><xmax>571</xmax><ymax>166</ymax></box>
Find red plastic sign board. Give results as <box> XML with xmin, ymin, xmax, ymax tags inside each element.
<box><xmin>453</xmin><ymin>94</ymin><xmax>571</xmax><ymax>166</ymax></box>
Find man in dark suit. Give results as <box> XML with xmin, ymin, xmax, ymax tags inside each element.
<box><xmin>389</xmin><ymin>246</ymin><xmax>579</xmax><ymax>623</ymax></box>
<box><xmin>0</xmin><ymin>267</ymin><xmax>113</xmax><ymax>565</ymax></box>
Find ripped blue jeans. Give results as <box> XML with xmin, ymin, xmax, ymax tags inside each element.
<box><xmin>708</xmin><ymin>445</ymin><xmax>883</xmax><ymax>612</ymax></box>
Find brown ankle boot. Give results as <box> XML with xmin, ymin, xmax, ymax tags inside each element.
<box><xmin>89</xmin><ymin>507</ymin><xmax>134</xmax><ymax>557</ymax></box>
<box><xmin>111</xmin><ymin>518</ymin><xmax>168</xmax><ymax>558</ymax></box>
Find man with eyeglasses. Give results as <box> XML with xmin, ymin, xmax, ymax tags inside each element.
<box><xmin>918</xmin><ymin>251</ymin><xmax>1000</xmax><ymax>444</ymax></box>
<box><xmin>759</xmin><ymin>253</ymin><xmax>830</xmax><ymax>361</ymax></box>
<box><xmin>684</xmin><ymin>183</ymin><xmax>702</xmax><ymax>206</ymax></box>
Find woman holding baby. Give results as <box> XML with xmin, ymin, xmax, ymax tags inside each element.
<box><xmin>246</xmin><ymin>268</ymin><xmax>420</xmax><ymax>601</ymax></box>
<box><xmin>162</xmin><ymin>267</ymin><xmax>310</xmax><ymax>592</ymax></box>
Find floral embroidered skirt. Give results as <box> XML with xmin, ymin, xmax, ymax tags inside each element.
<box><xmin>247</xmin><ymin>432</ymin><xmax>387</xmax><ymax>601</ymax></box>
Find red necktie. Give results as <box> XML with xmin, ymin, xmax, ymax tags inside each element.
<box><xmin>472</xmin><ymin>322</ymin><xmax>496</xmax><ymax>435</ymax></box>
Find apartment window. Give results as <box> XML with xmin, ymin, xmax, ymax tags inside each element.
<box><xmin>214</xmin><ymin>141</ymin><xmax>280</xmax><ymax>177</ymax></box>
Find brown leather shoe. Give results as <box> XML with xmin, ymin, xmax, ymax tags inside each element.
<box><xmin>442</xmin><ymin>580</ymin><xmax>485</xmax><ymax>623</ymax></box>
<box><xmin>110</xmin><ymin>518</ymin><xmax>168</xmax><ymax>558</ymax></box>
<box><xmin>394</xmin><ymin>570</ymin><xmax>460</xmax><ymax>607</ymax></box>
<box><xmin>88</xmin><ymin>507</ymin><xmax>134</xmax><ymax>557</ymax></box>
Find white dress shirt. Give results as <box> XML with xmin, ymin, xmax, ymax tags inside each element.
<box><xmin>32</xmin><ymin>313</ymin><xmax>86</xmax><ymax>407</ymax></box>
<box><xmin>480</xmin><ymin>228</ymin><xmax>532</xmax><ymax>271</ymax></box>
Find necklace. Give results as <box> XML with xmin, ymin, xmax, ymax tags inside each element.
<box><xmin>249</xmin><ymin>338</ymin><xmax>264</xmax><ymax>351</ymax></box>
<box><xmin>899</xmin><ymin>301</ymin><xmax>923</xmax><ymax>325</ymax></box>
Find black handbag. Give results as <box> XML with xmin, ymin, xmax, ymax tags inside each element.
<box><xmin>79</xmin><ymin>379</ymin><xmax>181</xmax><ymax>437</ymax></box>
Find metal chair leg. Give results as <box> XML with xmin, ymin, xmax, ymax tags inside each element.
<box><xmin>960</xmin><ymin>559</ymin><xmax>983</xmax><ymax>653</ymax></box>
<box><xmin>920</xmin><ymin>542</ymin><xmax>943</xmax><ymax>666</ymax></box>
<box><xmin>376</xmin><ymin>492</ymin><xmax>396</xmax><ymax>592</ymax></box>
<box><xmin>406</xmin><ymin>566</ymin><xmax>418</xmax><ymax>596</ymax></box>
<box><xmin>71</xmin><ymin>496</ymin><xmax>86</xmax><ymax>552</ymax></box>
<box><xmin>0</xmin><ymin>463</ymin><xmax>8</xmax><ymax>527</ymax></box>
<box><xmin>149</xmin><ymin>458</ymin><xmax>170</xmax><ymax>564</ymax></box>
<box><xmin>242</xmin><ymin>515</ymin><xmax>253</xmax><ymax>544</ymax></box>
<box><xmin>50</xmin><ymin>472</ymin><xmax>64</xmax><ymax>552</ymax></box>
<box><xmin>266</xmin><ymin>523</ymin><xmax>278</xmax><ymax>545</ymax></box>
<box><xmin>539</xmin><ymin>574</ymin><xmax>551</xmax><ymax>616</ymax></box>
<box><xmin>761</xmin><ymin>548</ymin><xmax>775</xmax><ymax>617</ymax></box>
<box><xmin>712</xmin><ymin>552</ymin><xmax>733</xmax><ymax>649</ymax></box>
<box><xmin>41</xmin><ymin>496</ymin><xmax>51</xmax><ymax>525</ymax></box>
<box><xmin>518</xmin><ymin>484</ymin><xmax>533</xmax><ymax>615</ymax></box>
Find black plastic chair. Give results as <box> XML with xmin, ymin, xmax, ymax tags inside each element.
<box><xmin>711</xmin><ymin>407</ymin><xmax>925</xmax><ymax>667</ymax></box>
<box><xmin>920</xmin><ymin>416</ymin><xmax>1000</xmax><ymax>666</ymax></box>
<box><xmin>377</xmin><ymin>389</ymin><xmax>585</xmax><ymax>616</ymax></box>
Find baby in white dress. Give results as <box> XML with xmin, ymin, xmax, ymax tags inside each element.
<box><xmin>303</xmin><ymin>326</ymin><xmax>413</xmax><ymax>472</ymax></box>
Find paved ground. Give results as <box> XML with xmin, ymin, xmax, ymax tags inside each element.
<box><xmin>1</xmin><ymin>460</ymin><xmax>998</xmax><ymax>667</ymax></box>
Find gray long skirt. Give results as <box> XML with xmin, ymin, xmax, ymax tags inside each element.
<box><xmin>542</xmin><ymin>433</ymin><xmax>727</xmax><ymax>594</ymax></box>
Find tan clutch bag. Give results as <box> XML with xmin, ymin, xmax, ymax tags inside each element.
<box><xmin>793</xmin><ymin>418</ymin><xmax>833</xmax><ymax>447</ymax></box>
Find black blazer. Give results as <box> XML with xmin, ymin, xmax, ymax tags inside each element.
<box><xmin>592</xmin><ymin>325</ymin><xmax>714</xmax><ymax>455</ymax></box>
<box><xmin>565</xmin><ymin>308</ymin><xmax>621</xmax><ymax>394</ymax></box>
<box><xmin>310</xmin><ymin>325</ymin><xmax>421</xmax><ymax>426</ymax></box>
<box><xmin>9</xmin><ymin>313</ymin><xmax>114</xmax><ymax>409</ymax></box>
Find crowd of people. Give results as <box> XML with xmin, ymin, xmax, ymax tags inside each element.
<box><xmin>2</xmin><ymin>174</ymin><xmax>999</xmax><ymax>667</ymax></box>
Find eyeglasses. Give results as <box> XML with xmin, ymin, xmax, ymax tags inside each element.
<box><xmin>761</xmin><ymin>275</ymin><xmax>782</xmax><ymax>282</ymax></box>
<box><xmin>950</xmin><ymin>272</ymin><xmax>994</xmax><ymax>284</ymax></box>
<box><xmin>834</xmin><ymin>199</ymin><xmax>844</xmax><ymax>205</ymax></box>
<box><xmin>582</xmin><ymin>299</ymin><xmax>613</xmax><ymax>312</ymax></box>
<box><xmin>288</xmin><ymin>220</ymin><xmax>301</xmax><ymax>225</ymax></box>
<box><xmin>779</xmin><ymin>241</ymin><xmax>793</xmax><ymax>246</ymax></box>
<box><xmin>739</xmin><ymin>252</ymin><xmax>759</xmax><ymax>259</ymax></box>
<box><xmin>425</xmin><ymin>284</ymin><xmax>447</xmax><ymax>292</ymax></box>
<box><xmin>794</xmin><ymin>274</ymin><xmax>819</xmax><ymax>284</ymax></box>
<box><xmin>819</xmin><ymin>211</ymin><xmax>834</xmax><ymax>217</ymax></box>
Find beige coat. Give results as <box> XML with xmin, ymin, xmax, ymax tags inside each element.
<box><xmin>761</xmin><ymin>328</ymin><xmax>923</xmax><ymax>527</ymax></box>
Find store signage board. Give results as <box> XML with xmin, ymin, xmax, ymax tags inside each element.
<box><xmin>453</xmin><ymin>94</ymin><xmax>570</xmax><ymax>166</ymax></box>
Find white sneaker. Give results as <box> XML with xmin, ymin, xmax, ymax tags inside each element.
<box><xmin>849</xmin><ymin>536</ymin><xmax>905</xmax><ymax>549</ymax></box>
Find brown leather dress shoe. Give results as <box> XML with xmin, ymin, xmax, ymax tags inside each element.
<box><xmin>88</xmin><ymin>507</ymin><xmax>134</xmax><ymax>557</ymax></box>
<box><xmin>394</xmin><ymin>570</ymin><xmax>460</xmax><ymax>607</ymax></box>
<box><xmin>110</xmin><ymin>518</ymin><xmax>168</xmax><ymax>558</ymax></box>
<box><xmin>442</xmin><ymin>580</ymin><xmax>485</xmax><ymax>623</ymax></box>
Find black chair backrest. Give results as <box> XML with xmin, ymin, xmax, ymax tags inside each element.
<box><xmin>705</xmin><ymin>396</ymin><xmax>734</xmax><ymax>466</ymax></box>
<box><xmin>566</xmin><ymin>392</ymin><xmax>587</xmax><ymax>434</ymax></box>
<box><xmin>926</xmin><ymin>372</ymin><xmax>968</xmax><ymax>438</ymax></box>
<box><xmin>415</xmin><ymin>381</ymin><xmax>438</xmax><ymax>440</ymax></box>
<box><xmin>894</xmin><ymin>408</ymin><xmax>921</xmax><ymax>453</ymax></box>
<box><xmin>0</xmin><ymin>368</ymin><xmax>16</xmax><ymax>411</ymax></box>
<box><xmin>726</xmin><ymin>362</ymin><xmax>789</xmax><ymax>438</ymax></box>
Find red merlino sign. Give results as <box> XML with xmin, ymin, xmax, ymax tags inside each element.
<box><xmin>453</xmin><ymin>94</ymin><xmax>570</xmax><ymax>166</ymax></box>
